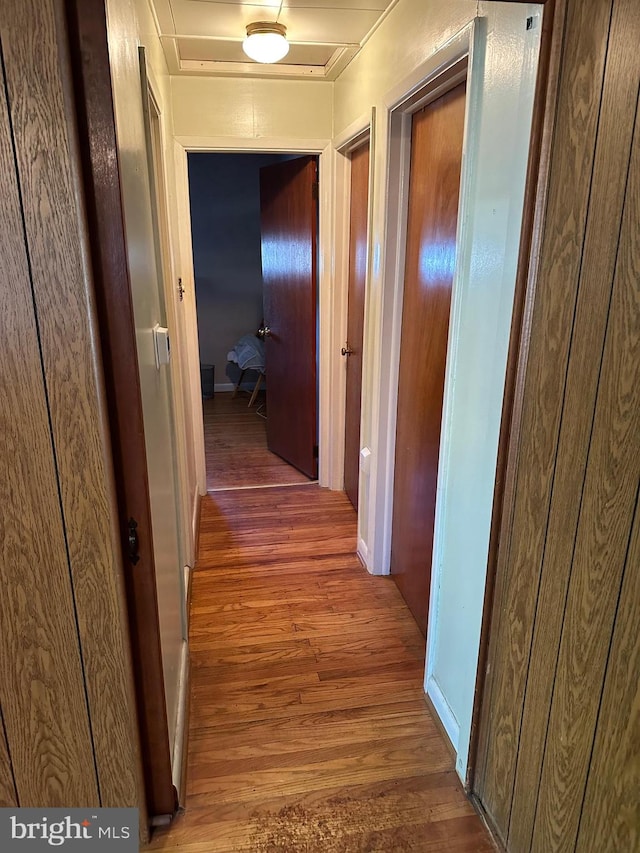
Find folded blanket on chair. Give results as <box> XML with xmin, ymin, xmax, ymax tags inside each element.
<box><xmin>226</xmin><ymin>334</ymin><xmax>265</xmax><ymax>373</ymax></box>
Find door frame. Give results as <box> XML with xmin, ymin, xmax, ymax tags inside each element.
<box><xmin>64</xmin><ymin>0</ymin><xmax>176</xmax><ymax>821</ymax></box>
<box><xmin>333</xmin><ymin>112</ymin><xmax>374</xmax><ymax>547</ymax></box>
<box><xmin>372</xmin><ymin>27</ymin><xmax>477</xmax><ymax>755</ymax></box>
<box><xmin>469</xmin><ymin>0</ymin><xmax>561</xmax><ymax>796</ymax></box>
<box><xmin>364</xmin><ymin>22</ymin><xmax>477</xmax><ymax>580</ymax></box>
<box><xmin>142</xmin><ymin>59</ymin><xmax>195</xmax><ymax>576</ymax></box>
<box><xmin>139</xmin><ymin>52</ymin><xmax>192</xmax><ymax>802</ymax></box>
<box><xmin>173</xmin><ymin>135</ymin><xmax>341</xmax><ymax>490</ymax></box>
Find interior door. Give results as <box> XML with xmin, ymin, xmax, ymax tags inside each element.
<box><xmin>344</xmin><ymin>141</ymin><xmax>370</xmax><ymax>509</ymax></box>
<box><xmin>67</xmin><ymin>0</ymin><xmax>176</xmax><ymax>818</ymax></box>
<box><xmin>259</xmin><ymin>156</ymin><xmax>318</xmax><ymax>479</ymax></box>
<box><xmin>390</xmin><ymin>83</ymin><xmax>467</xmax><ymax>636</ymax></box>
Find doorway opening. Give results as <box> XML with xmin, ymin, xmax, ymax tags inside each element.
<box><xmin>186</xmin><ymin>152</ymin><xmax>320</xmax><ymax>491</ymax></box>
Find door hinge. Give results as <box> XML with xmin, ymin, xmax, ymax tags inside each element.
<box><xmin>312</xmin><ymin>181</ymin><xmax>319</xmax><ymax>202</ymax></box>
<box><xmin>178</xmin><ymin>277</ymin><xmax>185</xmax><ymax>302</ymax></box>
<box><xmin>313</xmin><ymin>444</ymin><xmax>319</xmax><ymax>459</ymax></box>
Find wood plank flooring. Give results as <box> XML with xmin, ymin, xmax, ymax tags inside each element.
<box><xmin>204</xmin><ymin>392</ymin><xmax>313</xmax><ymax>490</ymax></box>
<box><xmin>149</xmin><ymin>486</ymin><xmax>493</xmax><ymax>852</ymax></box>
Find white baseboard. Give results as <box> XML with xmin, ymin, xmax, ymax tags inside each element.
<box><xmin>357</xmin><ymin>537</ymin><xmax>369</xmax><ymax>570</ymax></box>
<box><xmin>172</xmin><ymin>640</ymin><xmax>190</xmax><ymax>802</ymax></box>
<box><xmin>426</xmin><ymin>673</ymin><xmax>460</xmax><ymax>761</ymax></box>
<box><xmin>191</xmin><ymin>486</ymin><xmax>200</xmax><ymax>560</ymax></box>
<box><xmin>213</xmin><ymin>382</ymin><xmax>234</xmax><ymax>392</ymax></box>
<box><xmin>359</xmin><ymin>536</ymin><xmax>388</xmax><ymax>575</ymax></box>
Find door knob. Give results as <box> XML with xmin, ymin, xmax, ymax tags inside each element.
<box><xmin>341</xmin><ymin>346</ymin><xmax>353</xmax><ymax>356</ymax></box>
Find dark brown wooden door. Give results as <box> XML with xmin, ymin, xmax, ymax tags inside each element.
<box><xmin>390</xmin><ymin>83</ymin><xmax>467</xmax><ymax>636</ymax></box>
<box><xmin>260</xmin><ymin>157</ymin><xmax>318</xmax><ymax>479</ymax></box>
<box><xmin>344</xmin><ymin>142</ymin><xmax>370</xmax><ymax>509</ymax></box>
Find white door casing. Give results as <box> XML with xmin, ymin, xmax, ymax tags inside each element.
<box><xmin>105</xmin><ymin>1</ymin><xmax>185</xmax><ymax>767</ymax></box>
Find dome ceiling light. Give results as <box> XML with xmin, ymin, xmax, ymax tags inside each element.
<box><xmin>243</xmin><ymin>21</ymin><xmax>289</xmax><ymax>64</ymax></box>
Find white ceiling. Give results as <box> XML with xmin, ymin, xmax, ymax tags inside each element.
<box><xmin>149</xmin><ymin>0</ymin><xmax>398</xmax><ymax>80</ymax></box>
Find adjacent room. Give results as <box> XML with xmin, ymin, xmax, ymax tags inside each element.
<box><xmin>188</xmin><ymin>152</ymin><xmax>319</xmax><ymax>490</ymax></box>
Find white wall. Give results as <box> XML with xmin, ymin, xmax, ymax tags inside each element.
<box><xmin>172</xmin><ymin>76</ymin><xmax>333</xmax><ymax>141</ymax></box>
<box><xmin>134</xmin><ymin>0</ymin><xmax>206</xmax><ymax>551</ymax></box>
<box><xmin>334</xmin><ymin>0</ymin><xmax>475</xmax><ymax>136</ymax></box>
<box><xmin>333</xmin><ymin>0</ymin><xmax>542</xmax><ymax>781</ymax></box>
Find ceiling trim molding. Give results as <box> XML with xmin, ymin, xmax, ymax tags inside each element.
<box><xmin>324</xmin><ymin>45</ymin><xmax>359</xmax><ymax>80</ymax></box>
<box><xmin>170</xmin><ymin>43</ymin><xmax>359</xmax><ymax>80</ymax></box>
<box><xmin>178</xmin><ymin>57</ymin><xmax>333</xmax><ymax>79</ymax></box>
<box><xmin>175</xmin><ymin>135</ymin><xmax>331</xmax><ymax>153</ymax></box>
<box><xmin>163</xmin><ymin>33</ymin><xmax>356</xmax><ymax>46</ymax></box>
<box><xmin>148</xmin><ymin>0</ymin><xmax>175</xmax><ymax>34</ymax></box>
<box><xmin>160</xmin><ymin>36</ymin><xmax>181</xmax><ymax>74</ymax></box>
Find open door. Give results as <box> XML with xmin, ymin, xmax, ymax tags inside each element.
<box><xmin>259</xmin><ymin>157</ymin><xmax>318</xmax><ymax>479</ymax></box>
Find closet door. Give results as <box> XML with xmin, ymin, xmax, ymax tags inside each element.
<box><xmin>344</xmin><ymin>141</ymin><xmax>370</xmax><ymax>510</ymax></box>
<box><xmin>390</xmin><ymin>83</ymin><xmax>467</xmax><ymax>636</ymax></box>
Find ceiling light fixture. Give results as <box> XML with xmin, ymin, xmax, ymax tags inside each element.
<box><xmin>242</xmin><ymin>21</ymin><xmax>289</xmax><ymax>64</ymax></box>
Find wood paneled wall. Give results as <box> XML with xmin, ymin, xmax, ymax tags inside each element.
<box><xmin>0</xmin><ymin>0</ymin><xmax>145</xmax><ymax>829</ymax></box>
<box><xmin>476</xmin><ymin>0</ymin><xmax>640</xmax><ymax>851</ymax></box>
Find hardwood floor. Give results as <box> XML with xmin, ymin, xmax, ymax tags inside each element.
<box><xmin>149</xmin><ymin>486</ymin><xmax>493</xmax><ymax>852</ymax></box>
<box><xmin>204</xmin><ymin>392</ymin><xmax>313</xmax><ymax>490</ymax></box>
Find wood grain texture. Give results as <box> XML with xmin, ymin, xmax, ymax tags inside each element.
<box><xmin>530</xmin><ymin>75</ymin><xmax>640</xmax><ymax>852</ymax></box>
<box><xmin>260</xmin><ymin>157</ymin><xmax>318</xmax><ymax>479</ymax></box>
<box><xmin>65</xmin><ymin>0</ymin><xmax>173</xmax><ymax>821</ymax></box>
<box><xmin>149</xmin><ymin>486</ymin><xmax>493</xmax><ymax>852</ymax></box>
<box><xmin>344</xmin><ymin>141</ymin><xmax>370</xmax><ymax>510</ymax></box>
<box><xmin>0</xmin><ymin>39</ymin><xmax>98</xmax><ymax>806</ymax></box>
<box><xmin>575</xmin><ymin>497</ymin><xmax>640</xmax><ymax>853</ymax></box>
<box><xmin>508</xmin><ymin>2</ymin><xmax>640</xmax><ymax>848</ymax></box>
<box><xmin>391</xmin><ymin>83</ymin><xmax>466</xmax><ymax>636</ymax></box>
<box><xmin>0</xmin><ymin>712</ymin><xmax>16</xmax><ymax>807</ymax></box>
<box><xmin>476</xmin><ymin>0</ymin><xmax>615</xmax><ymax>832</ymax></box>
<box><xmin>203</xmin><ymin>393</ymin><xmax>312</xmax><ymax>490</ymax></box>
<box><xmin>1</xmin><ymin>0</ymin><xmax>142</xmax><ymax>810</ymax></box>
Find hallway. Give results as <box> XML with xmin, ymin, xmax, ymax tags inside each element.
<box><xmin>150</xmin><ymin>486</ymin><xmax>492</xmax><ymax>851</ymax></box>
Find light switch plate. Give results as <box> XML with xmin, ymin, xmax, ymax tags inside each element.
<box><xmin>153</xmin><ymin>324</ymin><xmax>171</xmax><ymax>369</ymax></box>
